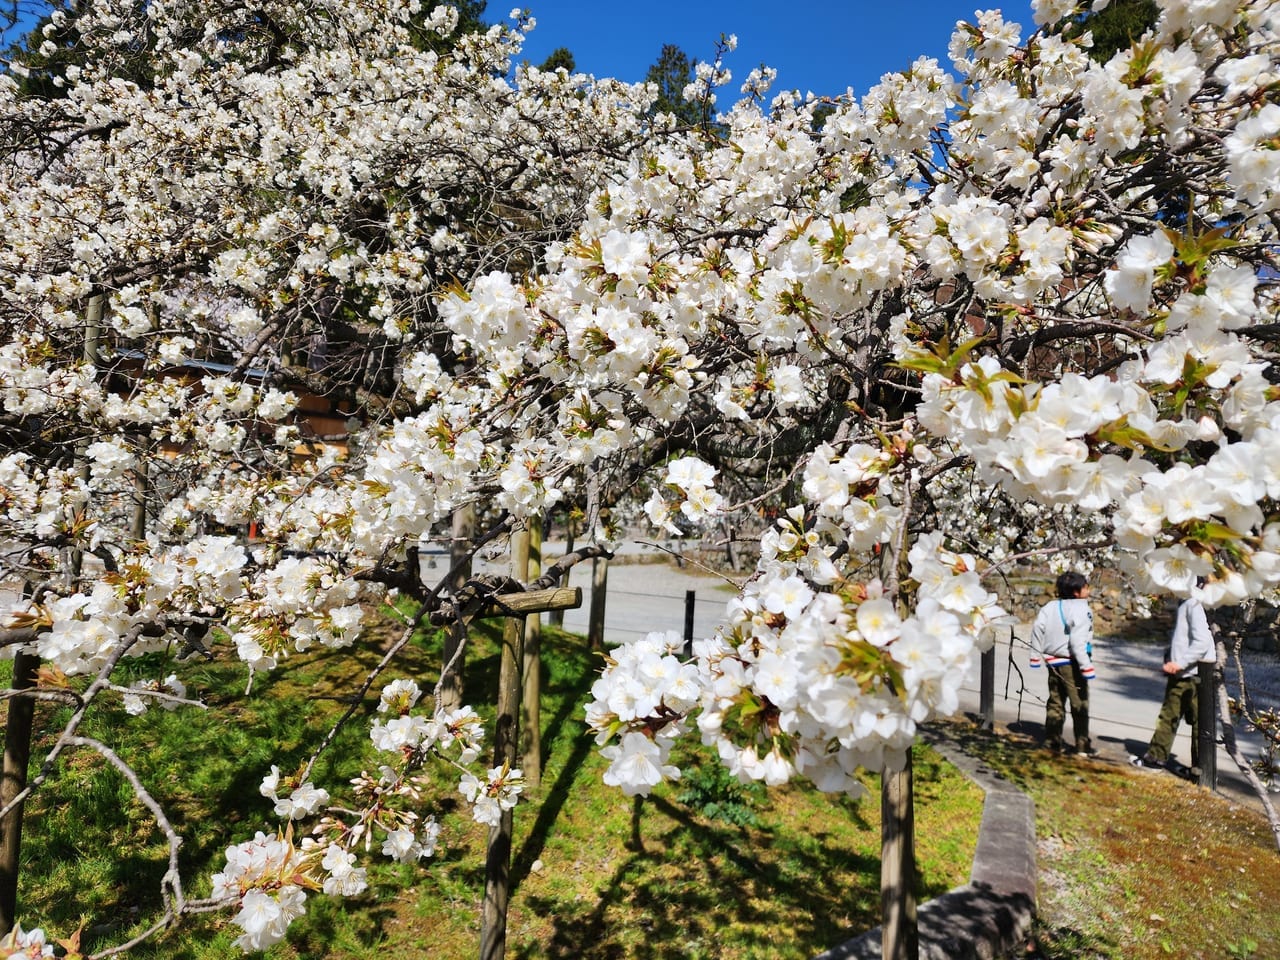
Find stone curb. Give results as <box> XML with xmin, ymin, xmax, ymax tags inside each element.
<box><xmin>813</xmin><ymin>727</ymin><xmax>1037</xmax><ymax>960</ymax></box>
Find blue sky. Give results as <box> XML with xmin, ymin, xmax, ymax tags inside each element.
<box><xmin>515</xmin><ymin>1</ymin><xmax>1039</xmax><ymax>99</ymax></box>
<box><xmin>4</xmin><ymin>1</ymin><xmax>1040</xmax><ymax>98</ymax></box>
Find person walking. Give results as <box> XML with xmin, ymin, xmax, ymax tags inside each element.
<box><xmin>1030</xmin><ymin>571</ymin><xmax>1097</xmax><ymax>755</ymax></box>
<box><xmin>1132</xmin><ymin>594</ymin><xmax>1216</xmax><ymax>775</ymax></box>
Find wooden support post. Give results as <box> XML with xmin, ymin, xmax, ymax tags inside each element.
<box><xmin>480</xmin><ymin>527</ymin><xmax>530</xmax><ymax>960</ymax></box>
<box><xmin>1198</xmin><ymin>659</ymin><xmax>1217</xmax><ymax>790</ymax></box>
<box><xmin>440</xmin><ymin>505</ymin><xmax>475</xmax><ymax>714</ymax></box>
<box><xmin>0</xmin><ymin>650</ymin><xmax>38</xmax><ymax>937</ymax></box>
<box><xmin>587</xmin><ymin>554</ymin><xmax>609</xmax><ymax>650</ymax></box>
<box><xmin>522</xmin><ymin>518</ymin><xmax>543</xmax><ymax>788</ymax></box>
<box><xmin>479</xmin><ymin>803</ymin><xmax>516</xmax><ymax>960</ymax></box>
<box><xmin>451</xmin><ymin>540</ymin><xmax>582</xmax><ymax>960</ymax></box>
<box><xmin>881</xmin><ymin>755</ymin><xmax>918</xmax><ymax>960</ymax></box>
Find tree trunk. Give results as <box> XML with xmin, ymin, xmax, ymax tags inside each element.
<box><xmin>0</xmin><ymin>649</ymin><xmax>39</xmax><ymax>936</ymax></box>
<box><xmin>479</xmin><ymin>527</ymin><xmax>530</xmax><ymax>960</ymax></box>
<box><xmin>440</xmin><ymin>504</ymin><xmax>475</xmax><ymax>714</ymax></box>
<box><xmin>880</xmin><ymin>756</ymin><xmax>918</xmax><ymax>960</ymax></box>
<box><xmin>587</xmin><ymin>554</ymin><xmax>609</xmax><ymax>651</ymax></box>
<box><xmin>1215</xmin><ymin>637</ymin><xmax>1280</xmax><ymax>851</ymax></box>
<box><xmin>130</xmin><ymin>454</ymin><xmax>148</xmax><ymax>542</ymax></box>
<box><xmin>70</xmin><ymin>294</ymin><xmax>103</xmax><ymax>586</ymax></box>
<box><xmin>9</xmin><ymin>299</ymin><xmax>106</xmax><ymax>931</ymax></box>
<box><xmin>548</xmin><ymin>515</ymin><xmax>573</xmax><ymax>628</ymax></box>
<box><xmin>724</xmin><ymin>523</ymin><xmax>740</xmax><ymax>572</ymax></box>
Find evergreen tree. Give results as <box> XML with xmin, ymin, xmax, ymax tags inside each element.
<box><xmin>644</xmin><ymin>42</ymin><xmax>702</xmax><ymax>128</ymax></box>
<box><xmin>539</xmin><ymin>46</ymin><xmax>575</xmax><ymax>73</ymax></box>
<box><xmin>1062</xmin><ymin>0</ymin><xmax>1159</xmax><ymax>63</ymax></box>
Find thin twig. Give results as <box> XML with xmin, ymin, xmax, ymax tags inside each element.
<box><xmin>64</xmin><ymin>736</ymin><xmax>186</xmax><ymax>956</ymax></box>
<box><xmin>628</xmin><ymin>540</ymin><xmax>744</xmax><ymax>589</ymax></box>
<box><xmin>0</xmin><ymin>628</ymin><xmax>143</xmax><ymax>821</ymax></box>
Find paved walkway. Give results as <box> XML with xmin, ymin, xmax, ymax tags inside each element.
<box><xmin>464</xmin><ymin>539</ymin><xmax>741</xmax><ymax>645</ymax></box>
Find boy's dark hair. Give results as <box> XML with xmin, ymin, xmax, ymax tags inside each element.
<box><xmin>1055</xmin><ymin>571</ymin><xmax>1088</xmax><ymax>599</ymax></box>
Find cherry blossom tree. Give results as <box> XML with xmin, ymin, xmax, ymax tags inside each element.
<box><xmin>3</xmin><ymin>0</ymin><xmax>1280</xmax><ymax>955</ymax></box>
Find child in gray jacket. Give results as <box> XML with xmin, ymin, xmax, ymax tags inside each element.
<box><xmin>1030</xmin><ymin>571</ymin><xmax>1097</xmax><ymax>755</ymax></box>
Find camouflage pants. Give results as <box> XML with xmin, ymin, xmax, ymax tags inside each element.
<box><xmin>1145</xmin><ymin>675</ymin><xmax>1200</xmax><ymax>766</ymax></box>
<box><xmin>1045</xmin><ymin>662</ymin><xmax>1090</xmax><ymax>752</ymax></box>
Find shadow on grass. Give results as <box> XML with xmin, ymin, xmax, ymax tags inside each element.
<box><xmin>511</xmin><ymin>633</ymin><xmax>601</xmax><ymax>889</ymax></box>
<box><xmin>517</xmin><ymin>785</ymin><xmax>882</xmax><ymax>960</ymax></box>
<box><xmin>497</xmin><ymin>636</ymin><xmax>969</xmax><ymax>960</ymax></box>
<box><xmin>939</xmin><ymin>719</ymin><xmax>1088</xmax><ymax>795</ymax></box>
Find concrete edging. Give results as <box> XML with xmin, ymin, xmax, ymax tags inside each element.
<box><xmin>813</xmin><ymin>729</ymin><xmax>1037</xmax><ymax>960</ymax></box>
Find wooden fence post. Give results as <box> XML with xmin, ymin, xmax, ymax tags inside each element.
<box><xmin>1198</xmin><ymin>659</ymin><xmax>1217</xmax><ymax>790</ymax></box>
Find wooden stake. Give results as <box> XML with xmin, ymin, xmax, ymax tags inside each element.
<box><xmin>522</xmin><ymin>518</ymin><xmax>543</xmax><ymax>788</ymax></box>
<box><xmin>587</xmin><ymin>554</ymin><xmax>609</xmax><ymax>650</ymax></box>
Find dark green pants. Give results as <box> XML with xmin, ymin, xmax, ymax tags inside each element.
<box><xmin>1045</xmin><ymin>662</ymin><xmax>1090</xmax><ymax>752</ymax></box>
<box><xmin>1146</xmin><ymin>675</ymin><xmax>1200</xmax><ymax>766</ymax></box>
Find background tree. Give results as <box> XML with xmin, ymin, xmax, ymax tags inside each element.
<box><xmin>538</xmin><ymin>45</ymin><xmax>575</xmax><ymax>72</ymax></box>
<box><xmin>643</xmin><ymin>42</ymin><xmax>702</xmax><ymax>127</ymax></box>
<box><xmin>1061</xmin><ymin>0</ymin><xmax>1159</xmax><ymax>61</ymax></box>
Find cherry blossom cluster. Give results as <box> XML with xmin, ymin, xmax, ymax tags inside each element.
<box><xmin>588</xmin><ymin>513</ymin><xmax>1007</xmax><ymax>796</ymax></box>
<box><xmin>229</xmin><ymin>553</ymin><xmax>365</xmax><ymax>673</ymax></box>
<box><xmin>209</xmin><ymin>679</ymin><xmax>520</xmax><ymax>948</ymax></box>
<box><xmin>209</xmin><ymin>830</ymin><xmax>316</xmax><ymax>953</ymax></box>
<box><xmin>914</xmin><ymin>317</ymin><xmax>1280</xmax><ymax>602</ymax></box>
<box><xmin>585</xmin><ymin>629</ymin><xmax>699</xmax><ymax>795</ymax></box>
<box><xmin>643</xmin><ymin>456</ymin><xmax>725</xmax><ymax>536</ymax></box>
<box><xmin>0</xmin><ymin>923</ymin><xmax>56</xmax><ymax>959</ymax></box>
<box><xmin>120</xmin><ymin>673</ymin><xmax>187</xmax><ymax>716</ymax></box>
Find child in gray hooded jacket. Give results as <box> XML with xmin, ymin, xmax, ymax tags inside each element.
<box><xmin>1030</xmin><ymin>571</ymin><xmax>1096</xmax><ymax>755</ymax></box>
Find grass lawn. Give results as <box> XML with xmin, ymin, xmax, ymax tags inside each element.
<box><xmin>3</xmin><ymin>612</ymin><xmax>983</xmax><ymax>959</ymax></box>
<box><xmin>939</xmin><ymin>719</ymin><xmax>1280</xmax><ymax>960</ymax></box>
